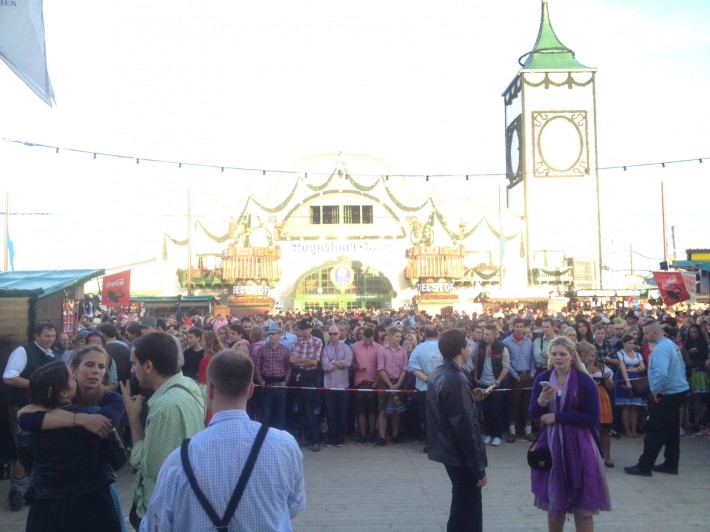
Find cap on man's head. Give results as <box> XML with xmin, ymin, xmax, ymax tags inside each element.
<box><xmin>140</xmin><ymin>316</ymin><xmax>158</xmax><ymax>328</ymax></box>
<box><xmin>296</xmin><ymin>319</ymin><xmax>312</xmax><ymax>330</ymax></box>
<box><xmin>266</xmin><ymin>322</ymin><xmax>282</xmax><ymax>335</ymax></box>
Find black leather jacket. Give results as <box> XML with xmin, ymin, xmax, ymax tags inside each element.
<box><xmin>17</xmin><ymin>404</ymin><xmax>126</xmax><ymax>501</ymax></box>
<box><xmin>426</xmin><ymin>359</ymin><xmax>487</xmax><ymax>480</ymax></box>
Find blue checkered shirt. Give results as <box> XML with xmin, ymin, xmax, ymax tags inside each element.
<box><xmin>140</xmin><ymin>410</ymin><xmax>306</xmax><ymax>531</ymax></box>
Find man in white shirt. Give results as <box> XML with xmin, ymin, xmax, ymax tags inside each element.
<box><xmin>3</xmin><ymin>322</ymin><xmax>56</xmax><ymax>510</ymax></box>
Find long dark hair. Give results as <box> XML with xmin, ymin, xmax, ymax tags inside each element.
<box><xmin>28</xmin><ymin>361</ymin><xmax>71</xmax><ymax>408</ymax></box>
<box><xmin>373</xmin><ymin>325</ymin><xmax>387</xmax><ymax>345</ymax></box>
<box><xmin>684</xmin><ymin>324</ymin><xmax>709</xmax><ymax>363</ymax></box>
<box><xmin>575</xmin><ymin>319</ymin><xmax>594</xmax><ymax>343</ymax></box>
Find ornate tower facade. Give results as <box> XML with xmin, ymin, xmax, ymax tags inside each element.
<box><xmin>503</xmin><ymin>0</ymin><xmax>601</xmax><ymax>289</ymax></box>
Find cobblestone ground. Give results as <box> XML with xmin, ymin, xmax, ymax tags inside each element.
<box><xmin>1</xmin><ymin>434</ymin><xmax>708</xmax><ymax>531</ymax></box>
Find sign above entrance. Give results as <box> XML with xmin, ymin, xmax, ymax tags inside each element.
<box><xmin>289</xmin><ymin>241</ymin><xmax>394</xmax><ymax>256</ymax></box>
<box><xmin>418</xmin><ymin>282</ymin><xmax>454</xmax><ymax>293</ymax></box>
<box><xmin>232</xmin><ymin>285</ymin><xmax>270</xmax><ymax>295</ymax></box>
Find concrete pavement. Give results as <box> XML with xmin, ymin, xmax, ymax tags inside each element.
<box><xmin>1</xmin><ymin>434</ymin><xmax>708</xmax><ymax>531</ymax></box>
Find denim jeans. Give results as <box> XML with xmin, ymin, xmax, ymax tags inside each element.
<box><xmin>325</xmin><ymin>389</ymin><xmax>349</xmax><ymax>444</ymax></box>
<box><xmin>297</xmin><ymin>370</ymin><xmax>322</xmax><ymax>444</ymax></box>
<box><xmin>261</xmin><ymin>386</ymin><xmax>288</xmax><ymax>430</ymax></box>
<box><xmin>481</xmin><ymin>387</ymin><xmax>505</xmax><ymax>438</ymax></box>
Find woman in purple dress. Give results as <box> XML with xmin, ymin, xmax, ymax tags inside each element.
<box><xmin>529</xmin><ymin>336</ymin><xmax>611</xmax><ymax>531</ymax></box>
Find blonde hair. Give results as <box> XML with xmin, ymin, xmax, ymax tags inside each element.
<box><xmin>202</xmin><ymin>331</ymin><xmax>224</xmax><ymax>357</ymax></box>
<box><xmin>69</xmin><ymin>345</ymin><xmax>109</xmax><ymax>407</ymax></box>
<box><xmin>562</xmin><ymin>327</ymin><xmax>578</xmax><ymax>339</ymax></box>
<box><xmin>405</xmin><ymin>333</ymin><xmax>418</xmax><ymax>349</ymax></box>
<box><xmin>576</xmin><ymin>341</ymin><xmax>596</xmax><ymax>360</ymax></box>
<box><xmin>548</xmin><ymin>336</ymin><xmax>588</xmax><ymax>374</ymax></box>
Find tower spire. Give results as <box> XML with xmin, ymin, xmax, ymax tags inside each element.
<box><xmin>519</xmin><ymin>0</ymin><xmax>589</xmax><ymax>70</ymax></box>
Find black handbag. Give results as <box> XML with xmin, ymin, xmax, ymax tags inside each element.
<box><xmin>527</xmin><ymin>432</ymin><xmax>552</xmax><ymax>471</ymax></box>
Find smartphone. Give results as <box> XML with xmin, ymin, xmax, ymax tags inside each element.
<box><xmin>539</xmin><ymin>381</ymin><xmax>550</xmax><ymax>387</ymax></box>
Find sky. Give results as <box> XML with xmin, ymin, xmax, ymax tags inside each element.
<box><xmin>1</xmin><ymin>0</ymin><xmax>709</xmax><ymax>277</ymax></box>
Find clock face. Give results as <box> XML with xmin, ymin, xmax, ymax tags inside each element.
<box><xmin>532</xmin><ymin>111</ymin><xmax>589</xmax><ymax>177</ymax></box>
<box><xmin>506</xmin><ymin>116</ymin><xmax>523</xmax><ymax>187</ymax></box>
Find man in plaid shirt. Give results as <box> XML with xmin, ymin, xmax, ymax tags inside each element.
<box><xmin>592</xmin><ymin>322</ymin><xmax>616</xmax><ymax>365</ymax></box>
<box><xmin>255</xmin><ymin>323</ymin><xmax>292</xmax><ymax>429</ymax></box>
<box><xmin>290</xmin><ymin>319</ymin><xmax>324</xmax><ymax>452</ymax></box>
<box><xmin>121</xmin><ymin>332</ymin><xmax>205</xmax><ymax>530</ymax></box>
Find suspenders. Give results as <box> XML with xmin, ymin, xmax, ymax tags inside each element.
<box><xmin>180</xmin><ymin>424</ymin><xmax>270</xmax><ymax>531</ymax></box>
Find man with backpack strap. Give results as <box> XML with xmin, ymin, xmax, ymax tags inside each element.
<box><xmin>140</xmin><ymin>350</ymin><xmax>305</xmax><ymax>531</ymax></box>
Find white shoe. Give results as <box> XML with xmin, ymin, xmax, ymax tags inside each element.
<box><xmin>484</xmin><ymin>435</ymin><xmax>492</xmax><ymax>444</ymax></box>
<box><xmin>491</xmin><ymin>437</ymin><xmax>502</xmax><ymax>446</ymax></box>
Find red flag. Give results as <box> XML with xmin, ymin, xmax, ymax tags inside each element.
<box><xmin>653</xmin><ymin>271</ymin><xmax>690</xmax><ymax>307</ymax></box>
<box><xmin>102</xmin><ymin>270</ymin><xmax>131</xmax><ymax>307</ymax></box>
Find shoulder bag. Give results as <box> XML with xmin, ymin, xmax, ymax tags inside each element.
<box><xmin>527</xmin><ymin>430</ymin><xmax>552</xmax><ymax>471</ymax></box>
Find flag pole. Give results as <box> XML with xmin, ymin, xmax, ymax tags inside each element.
<box><xmin>187</xmin><ymin>188</ymin><xmax>193</xmax><ymax>296</ymax></box>
<box><xmin>3</xmin><ymin>191</ymin><xmax>8</xmax><ymax>271</ymax></box>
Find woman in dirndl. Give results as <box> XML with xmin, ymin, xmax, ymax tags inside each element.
<box><xmin>578</xmin><ymin>341</ymin><xmax>615</xmax><ymax>467</ymax></box>
<box><xmin>684</xmin><ymin>324</ymin><xmax>709</xmax><ymax>432</ymax></box>
<box><xmin>615</xmin><ymin>335</ymin><xmax>647</xmax><ymax>438</ymax></box>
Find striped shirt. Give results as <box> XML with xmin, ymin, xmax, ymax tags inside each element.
<box><xmin>130</xmin><ymin>372</ymin><xmax>205</xmax><ymax>518</ymax></box>
<box><xmin>140</xmin><ymin>410</ymin><xmax>305</xmax><ymax>531</ymax></box>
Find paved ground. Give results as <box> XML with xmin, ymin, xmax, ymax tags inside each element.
<box><xmin>1</xmin><ymin>434</ymin><xmax>709</xmax><ymax>531</ymax></box>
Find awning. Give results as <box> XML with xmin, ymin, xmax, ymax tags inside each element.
<box><xmin>671</xmin><ymin>260</ymin><xmax>710</xmax><ymax>273</ymax></box>
<box><xmin>0</xmin><ymin>269</ymin><xmax>105</xmax><ymax>298</ymax></box>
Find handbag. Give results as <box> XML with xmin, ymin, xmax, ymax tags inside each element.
<box><xmin>631</xmin><ymin>373</ymin><xmax>649</xmax><ymax>395</ymax></box>
<box><xmin>527</xmin><ymin>432</ymin><xmax>552</xmax><ymax>471</ymax></box>
<box><xmin>385</xmin><ymin>393</ymin><xmax>408</xmax><ymax>415</ymax></box>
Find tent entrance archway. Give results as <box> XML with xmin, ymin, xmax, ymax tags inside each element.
<box><xmin>294</xmin><ymin>263</ymin><xmax>393</xmax><ymax>311</ymax></box>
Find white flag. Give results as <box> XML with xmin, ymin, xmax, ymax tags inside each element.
<box><xmin>0</xmin><ymin>0</ymin><xmax>55</xmax><ymax>106</ymax></box>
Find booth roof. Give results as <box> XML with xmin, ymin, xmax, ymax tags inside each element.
<box><xmin>0</xmin><ymin>269</ymin><xmax>105</xmax><ymax>299</ymax></box>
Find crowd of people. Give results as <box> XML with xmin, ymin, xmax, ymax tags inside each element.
<box><xmin>1</xmin><ymin>302</ymin><xmax>709</xmax><ymax>530</ymax></box>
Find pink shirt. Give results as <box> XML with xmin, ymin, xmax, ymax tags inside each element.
<box><xmin>352</xmin><ymin>340</ymin><xmax>380</xmax><ymax>385</ymax></box>
<box><xmin>377</xmin><ymin>343</ymin><xmax>408</xmax><ymax>380</ymax></box>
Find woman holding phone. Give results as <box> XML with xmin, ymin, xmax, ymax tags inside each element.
<box><xmin>529</xmin><ymin>336</ymin><xmax>610</xmax><ymax>531</ymax></box>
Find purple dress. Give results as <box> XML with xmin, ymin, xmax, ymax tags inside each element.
<box><xmin>529</xmin><ymin>368</ymin><xmax>611</xmax><ymax>517</ymax></box>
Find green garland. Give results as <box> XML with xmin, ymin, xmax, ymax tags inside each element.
<box><xmin>522</xmin><ymin>72</ymin><xmax>594</xmax><ymax>89</ymax></box>
<box><xmin>538</xmin><ymin>267</ymin><xmax>571</xmax><ymax>277</ymax></box>
<box><xmin>196</xmin><ymin>220</ymin><xmax>230</xmax><ymax>243</ymax></box>
<box><xmin>473</xmin><ymin>267</ymin><xmax>500</xmax><ymax>280</ymax></box>
<box><xmin>161</xmin><ymin>164</ymin><xmax>529</xmax><ymax>259</ymax></box>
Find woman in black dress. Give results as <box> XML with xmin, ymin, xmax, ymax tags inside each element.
<box><xmin>16</xmin><ymin>361</ymin><xmax>124</xmax><ymax>532</ymax></box>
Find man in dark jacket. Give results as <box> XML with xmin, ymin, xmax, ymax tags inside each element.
<box><xmin>426</xmin><ymin>329</ymin><xmax>488</xmax><ymax>532</ymax></box>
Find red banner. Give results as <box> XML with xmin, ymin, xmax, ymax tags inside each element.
<box><xmin>653</xmin><ymin>271</ymin><xmax>691</xmax><ymax>306</ymax></box>
<box><xmin>101</xmin><ymin>270</ymin><xmax>131</xmax><ymax>307</ymax></box>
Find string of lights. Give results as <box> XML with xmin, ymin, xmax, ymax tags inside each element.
<box><xmin>1</xmin><ymin>137</ymin><xmax>706</xmax><ymax>179</ymax></box>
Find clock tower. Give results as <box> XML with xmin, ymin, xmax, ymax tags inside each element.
<box><xmin>503</xmin><ymin>0</ymin><xmax>601</xmax><ymax>289</ymax></box>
